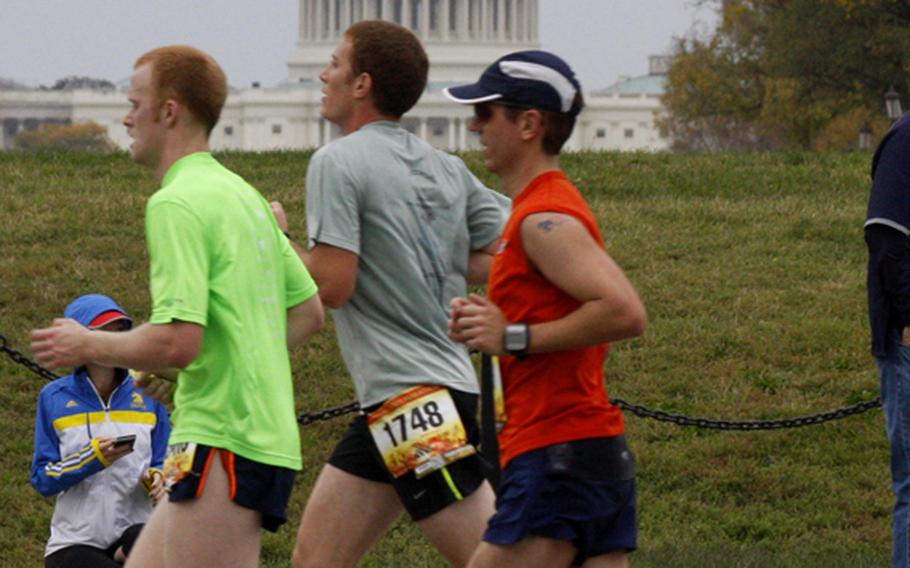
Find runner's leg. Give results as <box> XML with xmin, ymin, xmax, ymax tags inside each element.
<box><xmin>123</xmin><ymin>505</ymin><xmax>166</xmax><ymax>568</ymax></box>
<box><xmin>468</xmin><ymin>536</ymin><xmax>577</xmax><ymax>568</ymax></box>
<box><xmin>292</xmin><ymin>464</ymin><xmax>404</xmax><ymax>568</ymax></box>
<box><xmin>126</xmin><ymin>450</ymin><xmax>261</xmax><ymax>568</ymax></box>
<box><xmin>417</xmin><ymin>479</ymin><xmax>495</xmax><ymax>567</ymax></box>
<box><xmin>581</xmin><ymin>551</ymin><xmax>629</xmax><ymax>568</ymax></box>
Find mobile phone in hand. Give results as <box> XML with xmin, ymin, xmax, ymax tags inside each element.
<box><xmin>112</xmin><ymin>434</ymin><xmax>137</xmax><ymax>449</ymax></box>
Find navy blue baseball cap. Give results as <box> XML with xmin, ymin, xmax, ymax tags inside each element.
<box><xmin>443</xmin><ymin>50</ymin><xmax>583</xmax><ymax>116</ymax></box>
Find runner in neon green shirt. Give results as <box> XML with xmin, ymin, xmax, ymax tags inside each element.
<box><xmin>146</xmin><ymin>151</ymin><xmax>316</xmax><ymax>470</ymax></box>
<box><xmin>32</xmin><ymin>46</ymin><xmax>325</xmax><ymax>568</ymax></box>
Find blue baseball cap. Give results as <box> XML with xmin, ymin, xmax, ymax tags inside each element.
<box><xmin>63</xmin><ymin>294</ymin><xmax>133</xmax><ymax>330</ymax></box>
<box><xmin>443</xmin><ymin>50</ymin><xmax>583</xmax><ymax>116</ymax></box>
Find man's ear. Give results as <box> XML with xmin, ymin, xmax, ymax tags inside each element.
<box><xmin>519</xmin><ymin>109</ymin><xmax>544</xmax><ymax>142</ymax></box>
<box><xmin>352</xmin><ymin>72</ymin><xmax>372</xmax><ymax>100</ymax></box>
<box><xmin>160</xmin><ymin>99</ymin><xmax>180</xmax><ymax>127</ymax></box>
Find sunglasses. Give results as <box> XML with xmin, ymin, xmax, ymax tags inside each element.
<box><xmin>473</xmin><ymin>101</ymin><xmax>535</xmax><ymax>121</ymax></box>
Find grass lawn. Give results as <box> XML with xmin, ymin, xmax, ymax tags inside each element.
<box><xmin>0</xmin><ymin>149</ymin><xmax>889</xmax><ymax>567</ymax></box>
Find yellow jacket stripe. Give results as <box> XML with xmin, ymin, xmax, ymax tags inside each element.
<box><xmin>53</xmin><ymin>411</ymin><xmax>157</xmax><ymax>431</ymax></box>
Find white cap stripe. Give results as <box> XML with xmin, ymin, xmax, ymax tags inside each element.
<box><xmin>499</xmin><ymin>60</ymin><xmax>577</xmax><ymax>112</ymax></box>
<box><xmin>441</xmin><ymin>89</ymin><xmax>503</xmax><ymax>105</ymax></box>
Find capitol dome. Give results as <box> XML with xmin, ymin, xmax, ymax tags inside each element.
<box><xmin>0</xmin><ymin>1</ymin><xmax>668</xmax><ymax>152</ymax></box>
<box><xmin>288</xmin><ymin>0</ymin><xmax>539</xmax><ymax>86</ymax></box>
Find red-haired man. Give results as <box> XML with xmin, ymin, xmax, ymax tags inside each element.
<box><xmin>32</xmin><ymin>46</ymin><xmax>325</xmax><ymax>568</ymax></box>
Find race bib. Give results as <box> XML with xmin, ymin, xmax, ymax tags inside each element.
<box><xmin>492</xmin><ymin>356</ymin><xmax>507</xmax><ymax>432</ymax></box>
<box><xmin>162</xmin><ymin>442</ymin><xmax>197</xmax><ymax>490</ymax></box>
<box><xmin>368</xmin><ymin>386</ymin><xmax>476</xmax><ymax>479</ymax></box>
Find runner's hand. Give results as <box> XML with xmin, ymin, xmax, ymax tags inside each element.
<box><xmin>31</xmin><ymin>318</ymin><xmax>91</xmax><ymax>369</ymax></box>
<box><xmin>142</xmin><ymin>469</ymin><xmax>166</xmax><ymax>504</ymax></box>
<box><xmin>133</xmin><ymin>370</ymin><xmax>175</xmax><ymax>406</ymax></box>
<box><xmin>452</xmin><ymin>294</ymin><xmax>509</xmax><ymax>355</ymax></box>
<box><xmin>448</xmin><ymin>297</ymin><xmax>471</xmax><ymax>343</ymax></box>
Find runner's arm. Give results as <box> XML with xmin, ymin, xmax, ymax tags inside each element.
<box><xmin>295</xmin><ymin>243</ymin><xmax>359</xmax><ymax>309</ymax></box>
<box><xmin>519</xmin><ymin>212</ymin><xmax>646</xmax><ymax>352</ymax></box>
<box><xmin>453</xmin><ymin>213</ymin><xmax>646</xmax><ymax>354</ymax></box>
<box><xmin>31</xmin><ymin>320</ymin><xmax>203</xmax><ymax>371</ymax></box>
<box><xmin>467</xmin><ymin>240</ymin><xmax>498</xmax><ymax>285</ymax></box>
<box><xmin>287</xmin><ymin>294</ymin><xmax>325</xmax><ymax>349</ymax></box>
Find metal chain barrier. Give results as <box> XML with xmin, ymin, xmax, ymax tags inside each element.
<box><xmin>297</xmin><ymin>401</ymin><xmax>362</xmax><ymax>425</ymax></box>
<box><xmin>1</xmin><ymin>331</ymin><xmax>884</xmax><ymax>429</ymax></box>
<box><xmin>292</xmin><ymin>396</ymin><xmax>883</xmax><ymax>429</ymax></box>
<box><xmin>609</xmin><ymin>396</ymin><xmax>882</xmax><ymax>430</ymax></box>
<box><xmin>0</xmin><ymin>333</ymin><xmax>60</xmax><ymax>382</ymax></box>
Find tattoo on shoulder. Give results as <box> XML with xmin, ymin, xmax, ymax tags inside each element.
<box><xmin>537</xmin><ymin>218</ymin><xmax>566</xmax><ymax>232</ymax></box>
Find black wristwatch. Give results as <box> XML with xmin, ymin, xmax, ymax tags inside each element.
<box><xmin>503</xmin><ymin>323</ymin><xmax>530</xmax><ymax>359</ymax></box>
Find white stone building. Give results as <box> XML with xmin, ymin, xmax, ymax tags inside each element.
<box><xmin>0</xmin><ymin>0</ymin><xmax>669</xmax><ymax>152</ymax></box>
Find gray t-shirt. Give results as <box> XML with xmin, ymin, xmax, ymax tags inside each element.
<box><xmin>306</xmin><ymin>121</ymin><xmax>508</xmax><ymax>407</ymax></box>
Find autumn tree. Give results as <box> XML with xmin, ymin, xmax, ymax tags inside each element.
<box><xmin>15</xmin><ymin>121</ymin><xmax>116</xmax><ymax>153</ymax></box>
<box><xmin>659</xmin><ymin>0</ymin><xmax>910</xmax><ymax>150</ymax></box>
<box><xmin>49</xmin><ymin>76</ymin><xmax>115</xmax><ymax>91</ymax></box>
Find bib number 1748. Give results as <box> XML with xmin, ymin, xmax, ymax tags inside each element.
<box><xmin>368</xmin><ymin>386</ymin><xmax>476</xmax><ymax>478</ymax></box>
<box><xmin>381</xmin><ymin>400</ymin><xmax>444</xmax><ymax>446</ymax></box>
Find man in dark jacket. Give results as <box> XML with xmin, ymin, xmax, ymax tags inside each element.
<box><xmin>866</xmin><ymin>110</ymin><xmax>910</xmax><ymax>568</ymax></box>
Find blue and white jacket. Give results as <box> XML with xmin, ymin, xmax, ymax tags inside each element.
<box><xmin>30</xmin><ymin>294</ymin><xmax>170</xmax><ymax>556</ymax></box>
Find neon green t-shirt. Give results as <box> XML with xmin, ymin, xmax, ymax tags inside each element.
<box><xmin>145</xmin><ymin>152</ymin><xmax>317</xmax><ymax>470</ymax></box>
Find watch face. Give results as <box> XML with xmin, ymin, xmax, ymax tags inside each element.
<box><xmin>505</xmin><ymin>324</ymin><xmax>528</xmax><ymax>352</ymax></box>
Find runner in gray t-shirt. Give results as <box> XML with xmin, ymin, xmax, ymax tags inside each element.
<box><xmin>270</xmin><ymin>20</ymin><xmax>506</xmax><ymax>568</ymax></box>
<box><xmin>306</xmin><ymin>120</ymin><xmax>504</xmax><ymax>407</ymax></box>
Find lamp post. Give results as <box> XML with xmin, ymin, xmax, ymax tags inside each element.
<box><xmin>859</xmin><ymin>121</ymin><xmax>872</xmax><ymax>150</ymax></box>
<box><xmin>886</xmin><ymin>86</ymin><xmax>903</xmax><ymax>122</ymax></box>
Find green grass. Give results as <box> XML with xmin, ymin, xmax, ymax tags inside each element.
<box><xmin>0</xmin><ymin>150</ymin><xmax>889</xmax><ymax>567</ymax></box>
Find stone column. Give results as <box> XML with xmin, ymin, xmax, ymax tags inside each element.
<box><xmin>420</xmin><ymin>0</ymin><xmax>430</xmax><ymax>39</ymax></box>
<box><xmin>459</xmin><ymin>117</ymin><xmax>467</xmax><ymax>149</ymax></box>
<box><xmin>497</xmin><ymin>0</ymin><xmax>505</xmax><ymax>41</ymax></box>
<box><xmin>481</xmin><ymin>0</ymin><xmax>488</xmax><ymax>40</ymax></box>
<box><xmin>509</xmin><ymin>0</ymin><xmax>517</xmax><ymax>40</ymax></box>
<box><xmin>419</xmin><ymin>117</ymin><xmax>428</xmax><ymax>140</ymax></box>
<box><xmin>315</xmin><ymin>0</ymin><xmax>324</xmax><ymax>39</ymax></box>
<box><xmin>465</xmin><ymin>0</ymin><xmax>477</xmax><ymax>39</ymax></box>
<box><xmin>329</xmin><ymin>0</ymin><xmax>337</xmax><ymax>38</ymax></box>
<box><xmin>530</xmin><ymin>0</ymin><xmax>537</xmax><ymax>42</ymax></box>
<box><xmin>459</xmin><ymin>0</ymin><xmax>469</xmax><ymax>39</ymax></box>
<box><xmin>448</xmin><ymin>118</ymin><xmax>456</xmax><ymax>149</ymax></box>
<box><xmin>512</xmin><ymin>0</ymin><xmax>525</xmax><ymax>42</ymax></box>
<box><xmin>297</xmin><ymin>0</ymin><xmax>310</xmax><ymax>41</ymax></box>
<box><xmin>402</xmin><ymin>0</ymin><xmax>411</xmax><ymax>27</ymax></box>
<box><xmin>340</xmin><ymin>0</ymin><xmax>350</xmax><ymax>33</ymax></box>
<box><xmin>522</xmin><ymin>0</ymin><xmax>529</xmax><ymax>41</ymax></box>
<box><xmin>441</xmin><ymin>0</ymin><xmax>449</xmax><ymax>39</ymax></box>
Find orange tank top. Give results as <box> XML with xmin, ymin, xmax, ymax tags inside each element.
<box><xmin>489</xmin><ymin>171</ymin><xmax>625</xmax><ymax>467</ymax></box>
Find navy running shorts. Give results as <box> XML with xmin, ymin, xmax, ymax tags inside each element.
<box><xmin>484</xmin><ymin>436</ymin><xmax>637</xmax><ymax>565</ymax></box>
<box><xmin>167</xmin><ymin>444</ymin><xmax>296</xmax><ymax>532</ymax></box>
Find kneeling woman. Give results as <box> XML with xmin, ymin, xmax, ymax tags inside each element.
<box><xmin>30</xmin><ymin>294</ymin><xmax>170</xmax><ymax>568</ymax></box>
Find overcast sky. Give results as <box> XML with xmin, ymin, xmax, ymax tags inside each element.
<box><xmin>1</xmin><ymin>0</ymin><xmax>717</xmax><ymax>91</ymax></box>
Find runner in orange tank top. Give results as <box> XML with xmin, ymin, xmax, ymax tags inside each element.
<box><xmin>444</xmin><ymin>51</ymin><xmax>647</xmax><ymax>568</ymax></box>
